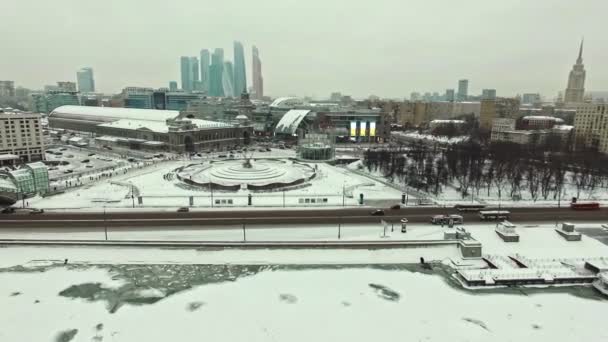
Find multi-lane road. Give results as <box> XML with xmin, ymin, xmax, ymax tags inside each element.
<box><xmin>0</xmin><ymin>206</ymin><xmax>606</xmax><ymax>228</ymax></box>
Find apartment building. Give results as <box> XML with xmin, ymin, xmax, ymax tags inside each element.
<box><xmin>0</xmin><ymin>111</ymin><xmax>45</xmax><ymax>162</ymax></box>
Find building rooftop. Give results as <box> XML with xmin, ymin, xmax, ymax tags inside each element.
<box><xmin>522</xmin><ymin>116</ymin><xmax>564</xmax><ymax>122</ymax></box>
<box><xmin>51</xmin><ymin>105</ymin><xmax>179</xmax><ymax>122</ymax></box>
<box><xmin>0</xmin><ymin>154</ymin><xmax>19</xmax><ymax>161</ymax></box>
<box><xmin>275</xmin><ymin>110</ymin><xmax>311</xmax><ymax>135</ymax></box>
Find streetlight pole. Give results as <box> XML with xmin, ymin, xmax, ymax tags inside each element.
<box><xmin>103</xmin><ymin>206</ymin><xmax>108</xmax><ymax>241</ymax></box>
<box><xmin>131</xmin><ymin>184</ymin><xmax>135</xmax><ymax>208</ymax></box>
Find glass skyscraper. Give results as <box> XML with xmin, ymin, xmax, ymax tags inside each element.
<box><xmin>76</xmin><ymin>67</ymin><xmax>95</xmax><ymax>93</ymax></box>
<box><xmin>169</xmin><ymin>81</ymin><xmax>178</xmax><ymax>91</ymax></box>
<box><xmin>457</xmin><ymin>79</ymin><xmax>469</xmax><ymax>101</ymax></box>
<box><xmin>200</xmin><ymin>49</ymin><xmax>210</xmax><ymax>93</ymax></box>
<box><xmin>233</xmin><ymin>41</ymin><xmax>247</xmax><ymax>96</ymax></box>
<box><xmin>180</xmin><ymin>56</ymin><xmax>193</xmax><ymax>92</ymax></box>
<box><xmin>252</xmin><ymin>46</ymin><xmax>263</xmax><ymax>99</ymax></box>
<box><xmin>222</xmin><ymin>61</ymin><xmax>235</xmax><ymax>98</ymax></box>
<box><xmin>209</xmin><ymin>48</ymin><xmax>224</xmax><ymax>97</ymax></box>
<box><xmin>190</xmin><ymin>56</ymin><xmax>200</xmax><ymax>91</ymax></box>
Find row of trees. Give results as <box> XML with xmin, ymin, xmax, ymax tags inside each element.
<box><xmin>364</xmin><ymin>140</ymin><xmax>608</xmax><ymax>201</ymax></box>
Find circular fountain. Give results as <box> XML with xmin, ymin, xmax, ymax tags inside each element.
<box><xmin>177</xmin><ymin>158</ymin><xmax>316</xmax><ymax>191</ymax></box>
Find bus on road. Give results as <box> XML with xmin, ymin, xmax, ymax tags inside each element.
<box><xmin>478</xmin><ymin>210</ymin><xmax>510</xmax><ymax>221</ymax></box>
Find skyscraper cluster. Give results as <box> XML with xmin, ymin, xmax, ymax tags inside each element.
<box><xmin>179</xmin><ymin>41</ymin><xmax>263</xmax><ymax>99</ymax></box>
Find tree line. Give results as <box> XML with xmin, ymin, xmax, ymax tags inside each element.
<box><xmin>364</xmin><ymin>140</ymin><xmax>608</xmax><ymax>201</ymax></box>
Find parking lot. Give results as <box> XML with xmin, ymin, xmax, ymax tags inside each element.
<box><xmin>44</xmin><ymin>145</ymin><xmax>124</xmax><ymax>181</ymax></box>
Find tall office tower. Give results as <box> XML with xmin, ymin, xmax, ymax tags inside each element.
<box><xmin>76</xmin><ymin>67</ymin><xmax>95</xmax><ymax>93</ymax></box>
<box><xmin>522</xmin><ymin>93</ymin><xmax>541</xmax><ymax>105</ymax></box>
<box><xmin>169</xmin><ymin>81</ymin><xmax>178</xmax><ymax>92</ymax></box>
<box><xmin>0</xmin><ymin>81</ymin><xmax>15</xmax><ymax>97</ymax></box>
<box><xmin>180</xmin><ymin>56</ymin><xmax>193</xmax><ymax>92</ymax></box>
<box><xmin>209</xmin><ymin>48</ymin><xmax>225</xmax><ymax>97</ymax></box>
<box><xmin>445</xmin><ymin>89</ymin><xmax>455</xmax><ymax>102</ymax></box>
<box><xmin>190</xmin><ymin>57</ymin><xmax>200</xmax><ymax>90</ymax></box>
<box><xmin>252</xmin><ymin>45</ymin><xmax>263</xmax><ymax>99</ymax></box>
<box><xmin>457</xmin><ymin>79</ymin><xmax>468</xmax><ymax>101</ymax></box>
<box><xmin>564</xmin><ymin>39</ymin><xmax>586</xmax><ymax>104</ymax></box>
<box><xmin>222</xmin><ymin>61</ymin><xmax>235</xmax><ymax>98</ymax></box>
<box><xmin>233</xmin><ymin>41</ymin><xmax>247</xmax><ymax>96</ymax></box>
<box><xmin>482</xmin><ymin>89</ymin><xmax>497</xmax><ymax>100</ymax></box>
<box><xmin>200</xmin><ymin>49</ymin><xmax>210</xmax><ymax>92</ymax></box>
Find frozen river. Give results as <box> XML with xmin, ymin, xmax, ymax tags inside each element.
<box><xmin>0</xmin><ymin>261</ymin><xmax>606</xmax><ymax>342</ymax></box>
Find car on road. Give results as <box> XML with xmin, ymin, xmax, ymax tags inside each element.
<box><xmin>29</xmin><ymin>208</ymin><xmax>44</xmax><ymax>214</ymax></box>
<box><xmin>1</xmin><ymin>207</ymin><xmax>15</xmax><ymax>214</ymax></box>
<box><xmin>390</xmin><ymin>204</ymin><xmax>405</xmax><ymax>210</ymax></box>
<box><xmin>81</xmin><ymin>159</ymin><xmax>90</xmax><ymax>163</ymax></box>
<box><xmin>370</xmin><ymin>209</ymin><xmax>385</xmax><ymax>216</ymax></box>
<box><xmin>266</xmin><ymin>147</ymin><xmax>271</xmax><ymax>152</ymax></box>
<box><xmin>88</xmin><ymin>153</ymin><xmax>96</xmax><ymax>156</ymax></box>
<box><xmin>218</xmin><ymin>154</ymin><xmax>227</xmax><ymax>158</ymax></box>
<box><xmin>177</xmin><ymin>207</ymin><xmax>190</xmax><ymax>212</ymax></box>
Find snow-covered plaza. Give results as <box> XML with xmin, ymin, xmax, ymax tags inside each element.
<box><xmin>30</xmin><ymin>156</ymin><xmax>406</xmax><ymax>209</ymax></box>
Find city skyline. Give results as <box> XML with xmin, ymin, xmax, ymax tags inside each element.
<box><xmin>2</xmin><ymin>0</ymin><xmax>607</xmax><ymax>98</ymax></box>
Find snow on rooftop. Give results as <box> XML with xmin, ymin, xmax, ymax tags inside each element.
<box><xmin>98</xmin><ymin>119</ymin><xmax>170</xmax><ymax>133</ymax></box>
<box><xmin>51</xmin><ymin>105</ymin><xmax>179</xmax><ymax>122</ymax></box>
<box><xmin>269</xmin><ymin>97</ymin><xmax>304</xmax><ymax>108</ymax></box>
<box><xmin>430</xmin><ymin>120</ymin><xmax>466</xmax><ymax>123</ymax></box>
<box><xmin>522</xmin><ymin>116</ymin><xmax>564</xmax><ymax>122</ymax></box>
<box><xmin>189</xmin><ymin>119</ymin><xmax>232</xmax><ymax>129</ymax></box>
<box><xmin>274</xmin><ymin>109</ymin><xmax>311</xmax><ymax>135</ymax></box>
<box><xmin>0</xmin><ymin>154</ymin><xmax>19</xmax><ymax>161</ymax></box>
<box><xmin>553</xmin><ymin>125</ymin><xmax>574</xmax><ymax>131</ymax></box>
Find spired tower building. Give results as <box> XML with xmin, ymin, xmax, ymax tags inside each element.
<box><xmin>564</xmin><ymin>39</ymin><xmax>586</xmax><ymax>104</ymax></box>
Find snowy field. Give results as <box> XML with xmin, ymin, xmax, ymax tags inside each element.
<box><xmin>29</xmin><ymin>158</ymin><xmax>404</xmax><ymax>209</ymax></box>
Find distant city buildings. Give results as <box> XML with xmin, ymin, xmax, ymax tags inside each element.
<box><xmin>223</xmin><ymin>61</ymin><xmax>235</xmax><ymax>98</ymax></box>
<box><xmin>200</xmin><ymin>49</ymin><xmax>210</xmax><ymax>92</ymax></box>
<box><xmin>177</xmin><ymin>42</ymin><xmax>261</xmax><ymax>99</ymax></box>
<box><xmin>56</xmin><ymin>82</ymin><xmax>77</xmax><ymax>92</ymax></box>
<box><xmin>0</xmin><ymin>81</ymin><xmax>15</xmax><ymax>97</ymax></box>
<box><xmin>445</xmin><ymin>89</ymin><xmax>455</xmax><ymax>102</ymax></box>
<box><xmin>233</xmin><ymin>41</ymin><xmax>247</xmax><ymax>96</ymax></box>
<box><xmin>410</xmin><ymin>92</ymin><xmax>421</xmax><ymax>101</ymax></box>
<box><xmin>169</xmin><ymin>81</ymin><xmax>178</xmax><ymax>92</ymax></box>
<box><xmin>457</xmin><ymin>79</ymin><xmax>469</xmax><ymax>101</ymax></box>
<box><xmin>209</xmin><ymin>48</ymin><xmax>225</xmax><ymax>97</ymax></box>
<box><xmin>32</xmin><ymin>90</ymin><xmax>79</xmax><ymax>113</ymax></box>
<box><xmin>564</xmin><ymin>40</ymin><xmax>586</xmax><ymax>104</ymax></box>
<box><xmin>252</xmin><ymin>45</ymin><xmax>264</xmax><ymax>100</ymax></box>
<box><xmin>180</xmin><ymin>56</ymin><xmax>192</xmax><ymax>92</ymax></box>
<box><xmin>190</xmin><ymin>56</ymin><xmax>200</xmax><ymax>91</ymax></box>
<box><xmin>76</xmin><ymin>67</ymin><xmax>95</xmax><ymax>93</ymax></box>
<box><xmin>522</xmin><ymin>93</ymin><xmax>541</xmax><ymax>105</ymax></box>
<box><xmin>482</xmin><ymin>89</ymin><xmax>496</xmax><ymax>100</ymax></box>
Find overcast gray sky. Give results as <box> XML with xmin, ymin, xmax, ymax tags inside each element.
<box><xmin>2</xmin><ymin>0</ymin><xmax>606</xmax><ymax>99</ymax></box>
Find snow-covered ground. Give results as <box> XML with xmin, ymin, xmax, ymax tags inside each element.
<box><xmin>1</xmin><ymin>221</ymin><xmax>607</xmax><ymax>341</ymax></box>
<box><xmin>30</xmin><ymin>159</ymin><xmax>404</xmax><ymax>209</ymax></box>
<box><xmin>349</xmin><ymin>159</ymin><xmax>608</xmax><ymax>207</ymax></box>
<box><xmin>0</xmin><ymin>249</ymin><xmax>607</xmax><ymax>342</ymax></box>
